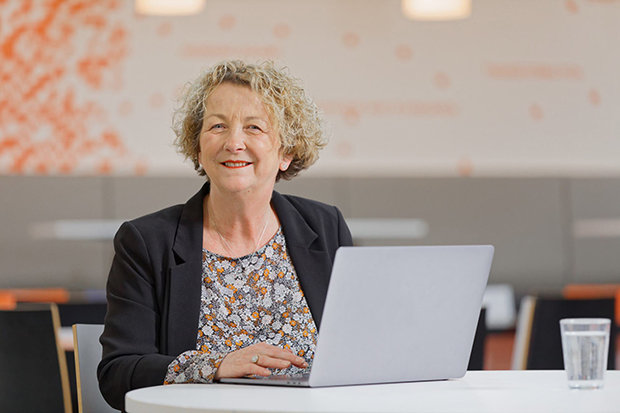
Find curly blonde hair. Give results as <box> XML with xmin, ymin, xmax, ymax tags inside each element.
<box><xmin>172</xmin><ymin>60</ymin><xmax>327</xmax><ymax>181</ymax></box>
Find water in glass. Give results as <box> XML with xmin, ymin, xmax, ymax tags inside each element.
<box><xmin>561</xmin><ymin>330</ymin><xmax>608</xmax><ymax>389</ymax></box>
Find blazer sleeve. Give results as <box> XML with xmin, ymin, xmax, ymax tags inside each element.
<box><xmin>335</xmin><ymin>206</ymin><xmax>354</xmax><ymax>247</ymax></box>
<box><xmin>97</xmin><ymin>221</ymin><xmax>174</xmax><ymax>411</ymax></box>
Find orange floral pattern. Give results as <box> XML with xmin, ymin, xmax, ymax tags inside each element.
<box><xmin>0</xmin><ymin>0</ymin><xmax>140</xmax><ymax>175</ymax></box>
<box><xmin>164</xmin><ymin>228</ymin><xmax>317</xmax><ymax>384</ymax></box>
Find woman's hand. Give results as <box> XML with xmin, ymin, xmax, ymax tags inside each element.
<box><xmin>214</xmin><ymin>342</ymin><xmax>308</xmax><ymax>380</ymax></box>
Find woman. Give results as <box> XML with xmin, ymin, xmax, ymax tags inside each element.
<box><xmin>98</xmin><ymin>60</ymin><xmax>353</xmax><ymax>410</ymax></box>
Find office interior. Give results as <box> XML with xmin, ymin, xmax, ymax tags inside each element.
<box><xmin>1</xmin><ymin>0</ymin><xmax>619</xmax><ymax>410</ymax></box>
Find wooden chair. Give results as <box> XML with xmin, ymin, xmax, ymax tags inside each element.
<box><xmin>73</xmin><ymin>324</ymin><xmax>116</xmax><ymax>413</ymax></box>
<box><xmin>0</xmin><ymin>303</ymin><xmax>72</xmax><ymax>413</ymax></box>
<box><xmin>511</xmin><ymin>295</ymin><xmax>616</xmax><ymax>370</ymax></box>
<box><xmin>59</xmin><ymin>303</ymin><xmax>108</xmax><ymax>412</ymax></box>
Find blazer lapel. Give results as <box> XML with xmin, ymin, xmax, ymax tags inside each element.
<box><xmin>166</xmin><ymin>182</ymin><xmax>209</xmax><ymax>356</ymax></box>
<box><xmin>272</xmin><ymin>191</ymin><xmax>332</xmax><ymax>329</ymax></box>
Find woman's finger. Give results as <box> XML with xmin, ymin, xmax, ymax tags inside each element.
<box><xmin>252</xmin><ymin>354</ymin><xmax>292</xmax><ymax>370</ymax></box>
<box><xmin>246</xmin><ymin>363</ymin><xmax>272</xmax><ymax>377</ymax></box>
<box><xmin>252</xmin><ymin>344</ymin><xmax>308</xmax><ymax>367</ymax></box>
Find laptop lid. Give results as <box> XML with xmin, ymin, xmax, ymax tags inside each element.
<box><xmin>308</xmin><ymin>245</ymin><xmax>494</xmax><ymax>387</ymax></box>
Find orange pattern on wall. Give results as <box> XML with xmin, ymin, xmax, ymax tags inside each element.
<box><xmin>565</xmin><ymin>0</ymin><xmax>579</xmax><ymax>13</ymax></box>
<box><xmin>319</xmin><ymin>100</ymin><xmax>460</xmax><ymax>119</ymax></box>
<box><xmin>395</xmin><ymin>45</ymin><xmax>413</xmax><ymax>61</ymax></box>
<box><xmin>589</xmin><ymin>89</ymin><xmax>601</xmax><ymax>106</ymax></box>
<box><xmin>0</xmin><ymin>0</ymin><xmax>135</xmax><ymax>175</ymax></box>
<box><xmin>486</xmin><ymin>64</ymin><xmax>584</xmax><ymax>81</ymax></box>
<box><xmin>273</xmin><ymin>23</ymin><xmax>291</xmax><ymax>39</ymax></box>
<box><xmin>342</xmin><ymin>32</ymin><xmax>360</xmax><ymax>49</ymax></box>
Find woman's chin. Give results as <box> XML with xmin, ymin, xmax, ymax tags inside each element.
<box><xmin>213</xmin><ymin>177</ymin><xmax>271</xmax><ymax>195</ymax></box>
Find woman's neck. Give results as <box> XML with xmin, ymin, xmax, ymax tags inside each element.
<box><xmin>203</xmin><ymin>184</ymin><xmax>278</xmax><ymax>257</ymax></box>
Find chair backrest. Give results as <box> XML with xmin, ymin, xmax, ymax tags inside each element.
<box><xmin>513</xmin><ymin>296</ymin><xmax>616</xmax><ymax>370</ymax></box>
<box><xmin>563</xmin><ymin>284</ymin><xmax>620</xmax><ymax>325</ymax></box>
<box><xmin>467</xmin><ymin>308</ymin><xmax>486</xmax><ymax>370</ymax></box>
<box><xmin>59</xmin><ymin>303</ymin><xmax>107</xmax><ymax>327</ymax></box>
<box><xmin>73</xmin><ymin>324</ymin><xmax>116</xmax><ymax>413</ymax></box>
<box><xmin>0</xmin><ymin>303</ymin><xmax>72</xmax><ymax>413</ymax></box>
<box><xmin>511</xmin><ymin>295</ymin><xmax>536</xmax><ymax>370</ymax></box>
<box><xmin>60</xmin><ymin>305</ymin><xmax>107</xmax><ymax>412</ymax></box>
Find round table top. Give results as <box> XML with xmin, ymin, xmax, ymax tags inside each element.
<box><xmin>126</xmin><ymin>370</ymin><xmax>620</xmax><ymax>413</ymax></box>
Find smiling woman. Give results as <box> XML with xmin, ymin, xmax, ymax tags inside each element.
<box><xmin>97</xmin><ymin>60</ymin><xmax>353</xmax><ymax>411</ymax></box>
<box><xmin>173</xmin><ymin>60</ymin><xmax>326</xmax><ymax>181</ymax></box>
<box><xmin>198</xmin><ymin>83</ymin><xmax>285</xmax><ymax>197</ymax></box>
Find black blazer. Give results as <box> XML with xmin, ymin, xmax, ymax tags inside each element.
<box><xmin>97</xmin><ymin>182</ymin><xmax>353</xmax><ymax>410</ymax></box>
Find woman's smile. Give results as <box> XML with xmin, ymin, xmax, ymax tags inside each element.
<box><xmin>221</xmin><ymin>161</ymin><xmax>252</xmax><ymax>168</ymax></box>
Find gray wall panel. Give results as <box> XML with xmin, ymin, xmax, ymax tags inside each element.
<box><xmin>0</xmin><ymin>241</ymin><xmax>109</xmax><ymax>289</ymax></box>
<box><xmin>0</xmin><ymin>177</ymin><xmax>107</xmax><ymax>288</ymax></box>
<box><xmin>347</xmin><ymin>178</ymin><xmax>568</xmax><ymax>294</ymax></box>
<box><xmin>0</xmin><ymin>176</ymin><xmax>105</xmax><ymax>241</ymax></box>
<box><xmin>574</xmin><ymin>239</ymin><xmax>620</xmax><ymax>283</ymax></box>
<box><xmin>571</xmin><ymin>179</ymin><xmax>620</xmax><ymax>219</ymax></box>
<box><xmin>107</xmin><ymin>176</ymin><xmax>205</xmax><ymax>220</ymax></box>
<box><xmin>570</xmin><ymin>179</ymin><xmax>620</xmax><ymax>283</ymax></box>
<box><xmin>275</xmin><ymin>177</ymin><xmax>350</xmax><ymax>215</ymax></box>
<box><xmin>1</xmin><ymin>176</ymin><xmax>618</xmax><ymax>294</ymax></box>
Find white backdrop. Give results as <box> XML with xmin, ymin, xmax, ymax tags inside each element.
<box><xmin>1</xmin><ymin>0</ymin><xmax>619</xmax><ymax>177</ymax></box>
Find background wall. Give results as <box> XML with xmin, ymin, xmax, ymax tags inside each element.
<box><xmin>1</xmin><ymin>0</ymin><xmax>619</xmax><ymax>177</ymax></box>
<box><xmin>1</xmin><ymin>175</ymin><xmax>619</xmax><ymax>296</ymax></box>
<box><xmin>1</xmin><ymin>0</ymin><xmax>619</xmax><ymax>295</ymax></box>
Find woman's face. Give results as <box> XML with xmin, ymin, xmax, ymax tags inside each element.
<box><xmin>198</xmin><ymin>83</ymin><xmax>290</xmax><ymax>196</ymax></box>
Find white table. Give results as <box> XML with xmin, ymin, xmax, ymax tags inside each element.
<box><xmin>126</xmin><ymin>371</ymin><xmax>620</xmax><ymax>413</ymax></box>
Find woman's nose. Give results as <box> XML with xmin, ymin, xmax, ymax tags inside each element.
<box><xmin>224</xmin><ymin>127</ymin><xmax>246</xmax><ymax>152</ymax></box>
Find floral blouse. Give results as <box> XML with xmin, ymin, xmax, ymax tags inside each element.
<box><xmin>164</xmin><ymin>228</ymin><xmax>318</xmax><ymax>384</ymax></box>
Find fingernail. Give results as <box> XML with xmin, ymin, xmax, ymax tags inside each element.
<box><xmin>302</xmin><ymin>362</ymin><xmax>308</xmax><ymax>367</ymax></box>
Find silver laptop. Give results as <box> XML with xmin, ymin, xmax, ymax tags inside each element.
<box><xmin>221</xmin><ymin>245</ymin><xmax>494</xmax><ymax>387</ymax></box>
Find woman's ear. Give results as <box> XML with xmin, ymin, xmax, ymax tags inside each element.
<box><xmin>280</xmin><ymin>155</ymin><xmax>293</xmax><ymax>171</ymax></box>
<box><xmin>197</xmin><ymin>152</ymin><xmax>202</xmax><ymax>167</ymax></box>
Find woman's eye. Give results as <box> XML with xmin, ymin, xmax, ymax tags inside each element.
<box><xmin>249</xmin><ymin>125</ymin><xmax>262</xmax><ymax>131</ymax></box>
<box><xmin>211</xmin><ymin>124</ymin><xmax>224</xmax><ymax>130</ymax></box>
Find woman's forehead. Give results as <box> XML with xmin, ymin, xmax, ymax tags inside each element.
<box><xmin>204</xmin><ymin>84</ymin><xmax>280</xmax><ymax>132</ymax></box>
<box><xmin>206</xmin><ymin>83</ymin><xmax>265</xmax><ymax>112</ymax></box>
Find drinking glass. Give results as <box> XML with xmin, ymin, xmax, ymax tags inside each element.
<box><xmin>560</xmin><ymin>318</ymin><xmax>611</xmax><ymax>389</ymax></box>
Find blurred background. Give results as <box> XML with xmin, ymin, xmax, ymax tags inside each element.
<box><xmin>1</xmin><ymin>0</ymin><xmax>619</xmax><ymax>385</ymax></box>
<box><xmin>2</xmin><ymin>0</ymin><xmax>619</xmax><ymax>293</ymax></box>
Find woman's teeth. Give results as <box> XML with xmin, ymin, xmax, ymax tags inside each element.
<box><xmin>223</xmin><ymin>162</ymin><xmax>250</xmax><ymax>167</ymax></box>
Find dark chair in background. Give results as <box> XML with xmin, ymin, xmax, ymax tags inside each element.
<box><xmin>517</xmin><ymin>296</ymin><xmax>616</xmax><ymax>370</ymax></box>
<box><xmin>0</xmin><ymin>303</ymin><xmax>72</xmax><ymax>413</ymax></box>
<box><xmin>58</xmin><ymin>303</ymin><xmax>108</xmax><ymax>328</ymax></box>
<box><xmin>563</xmin><ymin>284</ymin><xmax>620</xmax><ymax>326</ymax></box>
<box><xmin>468</xmin><ymin>308</ymin><xmax>487</xmax><ymax>370</ymax></box>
